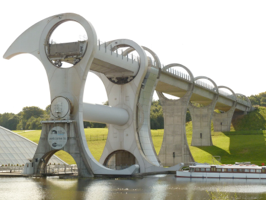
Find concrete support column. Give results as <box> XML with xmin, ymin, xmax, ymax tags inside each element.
<box><xmin>189</xmin><ymin>102</ymin><xmax>215</xmax><ymax>146</ymax></box>
<box><xmin>213</xmin><ymin>107</ymin><xmax>236</xmax><ymax>132</ymax></box>
<box><xmin>33</xmin><ymin>122</ymin><xmax>93</xmax><ymax>177</ymax></box>
<box><xmin>157</xmin><ymin>64</ymin><xmax>194</xmax><ymax>166</ymax></box>
<box><xmin>213</xmin><ymin>86</ymin><xmax>237</xmax><ymax>132</ymax></box>
<box><xmin>189</xmin><ymin>77</ymin><xmax>219</xmax><ymax>146</ymax></box>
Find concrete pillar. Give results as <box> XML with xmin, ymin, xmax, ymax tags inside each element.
<box><xmin>213</xmin><ymin>86</ymin><xmax>237</xmax><ymax>132</ymax></box>
<box><xmin>32</xmin><ymin>122</ymin><xmax>93</xmax><ymax>177</ymax></box>
<box><xmin>189</xmin><ymin>77</ymin><xmax>219</xmax><ymax>146</ymax></box>
<box><xmin>213</xmin><ymin>107</ymin><xmax>236</xmax><ymax>132</ymax></box>
<box><xmin>157</xmin><ymin>64</ymin><xmax>194</xmax><ymax>166</ymax></box>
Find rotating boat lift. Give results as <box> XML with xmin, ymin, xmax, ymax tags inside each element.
<box><xmin>3</xmin><ymin>13</ymin><xmax>252</xmax><ymax>177</ymax></box>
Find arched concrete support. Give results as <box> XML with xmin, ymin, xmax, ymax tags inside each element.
<box><xmin>33</xmin><ymin>122</ymin><xmax>93</xmax><ymax>177</ymax></box>
<box><xmin>157</xmin><ymin>64</ymin><xmax>195</xmax><ymax>166</ymax></box>
<box><xmin>4</xmin><ymin>13</ymin><xmax>140</xmax><ymax>177</ymax></box>
<box><xmin>213</xmin><ymin>86</ymin><xmax>237</xmax><ymax>132</ymax></box>
<box><xmin>122</xmin><ymin>46</ymin><xmax>161</xmax><ymax>165</ymax></box>
<box><xmin>97</xmin><ymin>43</ymin><xmax>183</xmax><ymax>173</ymax></box>
<box><xmin>189</xmin><ymin>76</ymin><xmax>219</xmax><ymax>146</ymax></box>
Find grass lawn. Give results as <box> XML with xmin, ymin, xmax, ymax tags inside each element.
<box><xmin>13</xmin><ymin>127</ymin><xmax>266</xmax><ymax>166</ymax></box>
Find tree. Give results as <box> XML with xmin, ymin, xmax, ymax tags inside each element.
<box><xmin>5</xmin><ymin>115</ymin><xmax>20</xmax><ymax>130</ymax></box>
<box><xmin>261</xmin><ymin>97</ymin><xmax>266</xmax><ymax>107</ymax></box>
<box><xmin>248</xmin><ymin>91</ymin><xmax>266</xmax><ymax>106</ymax></box>
<box><xmin>45</xmin><ymin>105</ymin><xmax>51</xmax><ymax>115</ymax></box>
<box><xmin>25</xmin><ymin>116</ymin><xmax>42</xmax><ymax>130</ymax></box>
<box><xmin>22</xmin><ymin>106</ymin><xmax>44</xmax><ymax>120</ymax></box>
<box><xmin>0</xmin><ymin>113</ymin><xmax>20</xmax><ymax>130</ymax></box>
<box><xmin>150</xmin><ymin>100</ymin><xmax>164</xmax><ymax>129</ymax></box>
<box><xmin>249</xmin><ymin>95</ymin><xmax>260</xmax><ymax>105</ymax></box>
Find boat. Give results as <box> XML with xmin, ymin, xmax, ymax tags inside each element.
<box><xmin>176</xmin><ymin>162</ymin><xmax>266</xmax><ymax>179</ymax></box>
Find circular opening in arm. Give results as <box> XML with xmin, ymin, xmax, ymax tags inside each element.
<box><xmin>45</xmin><ymin>21</ymin><xmax>88</xmax><ymax>68</ymax></box>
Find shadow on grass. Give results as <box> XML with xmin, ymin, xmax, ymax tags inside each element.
<box><xmin>195</xmin><ymin>144</ymin><xmax>230</xmax><ymax>163</ymax></box>
<box><xmin>195</xmin><ymin>131</ymin><xmax>266</xmax><ymax>165</ymax></box>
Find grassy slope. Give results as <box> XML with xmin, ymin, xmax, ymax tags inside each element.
<box><xmin>185</xmin><ymin>106</ymin><xmax>266</xmax><ymax>165</ymax></box>
<box><xmin>13</xmin><ymin>107</ymin><xmax>266</xmax><ymax>165</ymax></box>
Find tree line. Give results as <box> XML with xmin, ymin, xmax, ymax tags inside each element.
<box><xmin>0</xmin><ymin>105</ymin><xmax>106</xmax><ymax>130</ymax></box>
<box><xmin>1</xmin><ymin>91</ymin><xmax>263</xmax><ymax>130</ymax></box>
<box><xmin>249</xmin><ymin>92</ymin><xmax>266</xmax><ymax>107</ymax></box>
<box><xmin>0</xmin><ymin>100</ymin><xmax>188</xmax><ymax>130</ymax></box>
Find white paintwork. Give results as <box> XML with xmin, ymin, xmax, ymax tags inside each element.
<box><xmin>176</xmin><ymin>171</ymin><xmax>266</xmax><ymax>179</ymax></box>
<box><xmin>83</xmin><ymin>102</ymin><xmax>129</xmax><ymax>126</ymax></box>
<box><xmin>177</xmin><ymin>164</ymin><xmax>266</xmax><ymax>179</ymax></box>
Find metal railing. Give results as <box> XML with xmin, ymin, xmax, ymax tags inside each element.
<box><xmin>97</xmin><ymin>40</ymin><xmax>162</xmax><ymax>67</ymax></box>
<box><xmin>97</xmin><ymin>40</ymin><xmax>140</xmax><ymax>64</ymax></box>
<box><xmin>195</xmin><ymin>80</ymin><xmax>216</xmax><ymax>91</ymax></box>
<box><xmin>0</xmin><ymin>165</ymin><xmax>24</xmax><ymax>173</ymax></box>
<box><xmin>218</xmin><ymin>90</ymin><xmax>236</xmax><ymax>101</ymax></box>
<box><xmin>162</xmin><ymin>66</ymin><xmax>191</xmax><ymax>82</ymax></box>
<box><xmin>41</xmin><ymin>164</ymin><xmax>78</xmax><ymax>174</ymax></box>
<box><xmin>97</xmin><ymin>39</ymin><xmax>250</xmax><ymax>107</ymax></box>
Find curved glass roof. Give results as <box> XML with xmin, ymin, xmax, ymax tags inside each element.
<box><xmin>0</xmin><ymin>126</ymin><xmax>67</xmax><ymax>165</ymax></box>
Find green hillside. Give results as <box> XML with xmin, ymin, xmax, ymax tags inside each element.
<box><xmin>186</xmin><ymin>107</ymin><xmax>266</xmax><ymax>165</ymax></box>
<box><xmin>231</xmin><ymin>106</ymin><xmax>266</xmax><ymax>131</ymax></box>
<box><xmin>13</xmin><ymin>107</ymin><xmax>266</xmax><ymax>165</ymax></box>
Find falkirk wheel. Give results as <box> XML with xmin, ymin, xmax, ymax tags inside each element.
<box><xmin>3</xmin><ymin>13</ymin><xmax>184</xmax><ymax>177</ymax></box>
<box><xmin>3</xmin><ymin>13</ymin><xmax>252</xmax><ymax>177</ymax></box>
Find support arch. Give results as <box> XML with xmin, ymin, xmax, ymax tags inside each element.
<box><xmin>123</xmin><ymin>46</ymin><xmax>161</xmax><ymax>70</ymax></box>
<box><xmin>102</xmin><ymin>39</ymin><xmax>148</xmax><ymax>85</ymax></box>
<box><xmin>37</xmin><ymin>150</ymin><xmax>77</xmax><ymax>175</ymax></box>
<box><xmin>103</xmin><ymin>150</ymin><xmax>138</xmax><ymax>170</ymax></box>
<box><xmin>213</xmin><ymin>86</ymin><xmax>237</xmax><ymax>132</ymax></box>
<box><xmin>97</xmin><ymin>39</ymin><xmax>160</xmax><ymax>170</ymax></box>
<box><xmin>157</xmin><ymin>63</ymin><xmax>195</xmax><ymax>166</ymax></box>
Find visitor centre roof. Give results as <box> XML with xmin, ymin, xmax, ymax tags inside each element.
<box><xmin>0</xmin><ymin>126</ymin><xmax>67</xmax><ymax>165</ymax></box>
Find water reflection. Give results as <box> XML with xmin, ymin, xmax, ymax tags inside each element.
<box><xmin>0</xmin><ymin>177</ymin><xmax>45</xmax><ymax>200</ymax></box>
<box><xmin>85</xmin><ymin>180</ymin><xmax>112</xmax><ymax>199</ymax></box>
<box><xmin>1</xmin><ymin>175</ymin><xmax>266</xmax><ymax>200</ymax></box>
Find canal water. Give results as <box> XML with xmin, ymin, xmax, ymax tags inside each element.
<box><xmin>1</xmin><ymin>175</ymin><xmax>266</xmax><ymax>200</ymax></box>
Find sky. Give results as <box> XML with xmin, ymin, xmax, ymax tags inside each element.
<box><xmin>1</xmin><ymin>0</ymin><xmax>266</xmax><ymax>114</ymax></box>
